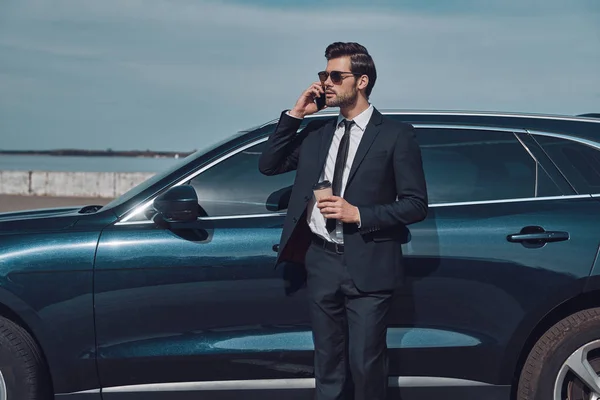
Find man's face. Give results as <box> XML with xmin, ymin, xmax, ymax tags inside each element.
<box><xmin>323</xmin><ymin>56</ymin><xmax>359</xmax><ymax>108</ymax></box>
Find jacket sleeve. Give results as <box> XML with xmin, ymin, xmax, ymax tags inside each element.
<box><xmin>258</xmin><ymin>111</ymin><xmax>306</xmax><ymax>176</ymax></box>
<box><xmin>357</xmin><ymin>124</ymin><xmax>428</xmax><ymax>231</ymax></box>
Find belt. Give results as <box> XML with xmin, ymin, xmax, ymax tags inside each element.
<box><xmin>312</xmin><ymin>234</ymin><xmax>344</xmax><ymax>254</ymax></box>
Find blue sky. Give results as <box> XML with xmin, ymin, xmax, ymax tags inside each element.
<box><xmin>0</xmin><ymin>0</ymin><xmax>598</xmax><ymax>151</ymax></box>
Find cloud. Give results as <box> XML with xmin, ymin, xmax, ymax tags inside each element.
<box><xmin>0</xmin><ymin>0</ymin><xmax>598</xmax><ymax>151</ymax></box>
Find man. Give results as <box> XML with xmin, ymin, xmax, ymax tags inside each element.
<box><xmin>258</xmin><ymin>42</ymin><xmax>428</xmax><ymax>400</ymax></box>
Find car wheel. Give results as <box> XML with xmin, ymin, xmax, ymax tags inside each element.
<box><xmin>517</xmin><ymin>307</ymin><xmax>600</xmax><ymax>400</ymax></box>
<box><xmin>0</xmin><ymin>315</ymin><xmax>51</xmax><ymax>399</ymax></box>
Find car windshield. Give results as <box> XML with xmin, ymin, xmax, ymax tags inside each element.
<box><xmin>99</xmin><ymin>131</ymin><xmax>247</xmax><ymax>212</ymax></box>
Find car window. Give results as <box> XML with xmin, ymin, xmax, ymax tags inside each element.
<box><xmin>415</xmin><ymin>127</ymin><xmax>561</xmax><ymax>204</ymax></box>
<box><xmin>124</xmin><ymin>117</ymin><xmax>330</xmax><ymax>222</ymax></box>
<box><xmin>187</xmin><ymin>141</ymin><xmax>295</xmax><ymax>217</ymax></box>
<box><xmin>533</xmin><ymin>134</ymin><xmax>600</xmax><ymax>194</ymax></box>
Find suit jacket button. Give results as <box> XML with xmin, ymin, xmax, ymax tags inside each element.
<box><xmin>304</xmin><ymin>195</ymin><xmax>310</xmax><ymax>201</ymax></box>
<box><xmin>293</xmin><ymin>217</ymin><xmax>298</xmax><ymax>223</ymax></box>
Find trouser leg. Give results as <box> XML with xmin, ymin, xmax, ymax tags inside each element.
<box><xmin>345</xmin><ymin>290</ymin><xmax>393</xmax><ymax>400</ymax></box>
<box><xmin>305</xmin><ymin>243</ymin><xmax>349</xmax><ymax>400</ymax></box>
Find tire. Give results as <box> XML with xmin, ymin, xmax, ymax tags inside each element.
<box><xmin>0</xmin><ymin>315</ymin><xmax>51</xmax><ymax>399</ymax></box>
<box><xmin>517</xmin><ymin>307</ymin><xmax>600</xmax><ymax>400</ymax></box>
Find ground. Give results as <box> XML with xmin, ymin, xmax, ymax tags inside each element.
<box><xmin>0</xmin><ymin>195</ymin><xmax>113</xmax><ymax>213</ymax></box>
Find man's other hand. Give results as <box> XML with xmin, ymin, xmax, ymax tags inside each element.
<box><xmin>317</xmin><ymin>196</ymin><xmax>360</xmax><ymax>224</ymax></box>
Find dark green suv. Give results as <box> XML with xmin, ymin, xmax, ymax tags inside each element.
<box><xmin>1</xmin><ymin>110</ymin><xmax>600</xmax><ymax>400</ymax></box>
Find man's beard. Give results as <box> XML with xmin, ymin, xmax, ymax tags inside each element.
<box><xmin>327</xmin><ymin>86</ymin><xmax>358</xmax><ymax>108</ymax></box>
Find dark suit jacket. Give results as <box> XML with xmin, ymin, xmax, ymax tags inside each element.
<box><xmin>258</xmin><ymin>108</ymin><xmax>428</xmax><ymax>292</ymax></box>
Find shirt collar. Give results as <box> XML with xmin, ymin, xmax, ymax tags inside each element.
<box><xmin>336</xmin><ymin>104</ymin><xmax>374</xmax><ymax>132</ymax></box>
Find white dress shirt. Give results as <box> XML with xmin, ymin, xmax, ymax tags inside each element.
<box><xmin>303</xmin><ymin>105</ymin><xmax>374</xmax><ymax>244</ymax></box>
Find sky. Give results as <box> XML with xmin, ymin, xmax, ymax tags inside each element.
<box><xmin>0</xmin><ymin>0</ymin><xmax>598</xmax><ymax>152</ymax></box>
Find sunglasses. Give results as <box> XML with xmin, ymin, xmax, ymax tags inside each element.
<box><xmin>318</xmin><ymin>70</ymin><xmax>362</xmax><ymax>85</ymax></box>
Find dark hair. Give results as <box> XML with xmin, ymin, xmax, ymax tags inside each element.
<box><xmin>325</xmin><ymin>42</ymin><xmax>377</xmax><ymax>97</ymax></box>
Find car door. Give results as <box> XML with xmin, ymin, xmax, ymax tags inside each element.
<box><xmin>93</xmin><ymin>139</ymin><xmax>314</xmax><ymax>399</ymax></box>
<box><xmin>384</xmin><ymin>123</ymin><xmax>600</xmax><ymax>396</ymax></box>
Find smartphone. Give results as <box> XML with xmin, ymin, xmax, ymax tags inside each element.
<box><xmin>315</xmin><ymin>85</ymin><xmax>326</xmax><ymax>111</ymax></box>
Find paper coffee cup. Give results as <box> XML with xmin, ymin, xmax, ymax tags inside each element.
<box><xmin>313</xmin><ymin>180</ymin><xmax>332</xmax><ymax>201</ymax></box>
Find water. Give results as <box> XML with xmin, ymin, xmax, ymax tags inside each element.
<box><xmin>0</xmin><ymin>154</ymin><xmax>181</xmax><ymax>173</ymax></box>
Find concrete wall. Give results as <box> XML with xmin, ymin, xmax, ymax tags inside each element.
<box><xmin>0</xmin><ymin>170</ymin><xmax>154</xmax><ymax>198</ymax></box>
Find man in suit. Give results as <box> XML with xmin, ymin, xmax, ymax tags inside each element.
<box><xmin>258</xmin><ymin>42</ymin><xmax>428</xmax><ymax>400</ymax></box>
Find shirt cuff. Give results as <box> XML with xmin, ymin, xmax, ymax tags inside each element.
<box><xmin>357</xmin><ymin>208</ymin><xmax>361</xmax><ymax>228</ymax></box>
<box><xmin>286</xmin><ymin>110</ymin><xmax>302</xmax><ymax>120</ymax></box>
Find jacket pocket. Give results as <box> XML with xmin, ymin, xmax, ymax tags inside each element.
<box><xmin>372</xmin><ymin>235</ymin><xmax>393</xmax><ymax>242</ymax></box>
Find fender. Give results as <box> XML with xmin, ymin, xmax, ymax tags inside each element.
<box><xmin>583</xmin><ymin>244</ymin><xmax>600</xmax><ymax>292</ymax></box>
<box><xmin>498</xmin><ymin>276</ymin><xmax>588</xmax><ymax>384</ymax></box>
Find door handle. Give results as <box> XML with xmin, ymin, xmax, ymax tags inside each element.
<box><xmin>507</xmin><ymin>231</ymin><xmax>569</xmax><ymax>243</ymax></box>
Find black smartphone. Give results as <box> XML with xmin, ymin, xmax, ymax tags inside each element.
<box><xmin>315</xmin><ymin>85</ymin><xmax>326</xmax><ymax>110</ymax></box>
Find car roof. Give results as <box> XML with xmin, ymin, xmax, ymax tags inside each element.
<box><xmin>307</xmin><ymin>109</ymin><xmax>600</xmax><ymax>124</ymax></box>
<box><xmin>239</xmin><ymin>110</ymin><xmax>600</xmax><ymax>134</ymax></box>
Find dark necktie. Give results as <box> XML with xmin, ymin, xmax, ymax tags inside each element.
<box><xmin>327</xmin><ymin>119</ymin><xmax>354</xmax><ymax>232</ymax></box>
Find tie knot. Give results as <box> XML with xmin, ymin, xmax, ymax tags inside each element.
<box><xmin>342</xmin><ymin>119</ymin><xmax>354</xmax><ymax>130</ymax></box>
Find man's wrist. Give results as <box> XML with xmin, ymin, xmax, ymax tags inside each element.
<box><xmin>288</xmin><ymin>108</ymin><xmax>305</xmax><ymax>119</ymax></box>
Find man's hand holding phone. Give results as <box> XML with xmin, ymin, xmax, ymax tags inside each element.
<box><xmin>289</xmin><ymin>82</ymin><xmax>326</xmax><ymax>119</ymax></box>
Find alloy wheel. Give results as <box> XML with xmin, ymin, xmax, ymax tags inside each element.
<box><xmin>0</xmin><ymin>370</ymin><xmax>6</xmax><ymax>400</ymax></box>
<box><xmin>554</xmin><ymin>339</ymin><xmax>600</xmax><ymax>400</ymax></box>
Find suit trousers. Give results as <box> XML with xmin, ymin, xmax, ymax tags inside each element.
<box><xmin>305</xmin><ymin>239</ymin><xmax>394</xmax><ymax>400</ymax></box>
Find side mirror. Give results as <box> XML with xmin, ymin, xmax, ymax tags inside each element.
<box><xmin>266</xmin><ymin>185</ymin><xmax>292</xmax><ymax>211</ymax></box>
<box><xmin>153</xmin><ymin>185</ymin><xmax>199</xmax><ymax>223</ymax></box>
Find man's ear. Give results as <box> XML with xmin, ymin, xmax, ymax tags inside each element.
<box><xmin>357</xmin><ymin>75</ymin><xmax>369</xmax><ymax>91</ymax></box>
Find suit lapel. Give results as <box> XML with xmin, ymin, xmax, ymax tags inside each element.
<box><xmin>346</xmin><ymin>108</ymin><xmax>383</xmax><ymax>187</ymax></box>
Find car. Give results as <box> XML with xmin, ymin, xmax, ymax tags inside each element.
<box><xmin>1</xmin><ymin>109</ymin><xmax>600</xmax><ymax>400</ymax></box>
